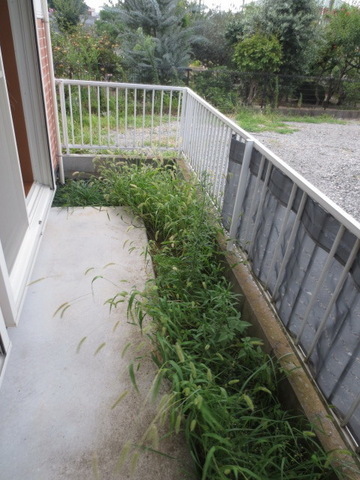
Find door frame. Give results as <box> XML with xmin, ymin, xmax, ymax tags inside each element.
<box><xmin>0</xmin><ymin>305</ymin><xmax>11</xmax><ymax>390</ymax></box>
<box><xmin>7</xmin><ymin>0</ymin><xmax>55</xmax><ymax>188</ymax></box>
<box><xmin>0</xmin><ymin>52</ymin><xmax>19</xmax><ymax>383</ymax></box>
<box><xmin>0</xmin><ymin>0</ymin><xmax>55</xmax><ymax>327</ymax></box>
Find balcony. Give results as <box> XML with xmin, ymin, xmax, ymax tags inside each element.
<box><xmin>56</xmin><ymin>78</ymin><xmax>360</xmax><ymax>448</ymax></box>
<box><xmin>0</xmin><ymin>78</ymin><xmax>359</xmax><ymax>478</ymax></box>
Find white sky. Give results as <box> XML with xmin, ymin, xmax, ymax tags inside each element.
<box><xmin>86</xmin><ymin>0</ymin><xmax>248</xmax><ymax>13</ymax></box>
<box><xmin>85</xmin><ymin>0</ymin><xmax>359</xmax><ymax>13</ymax></box>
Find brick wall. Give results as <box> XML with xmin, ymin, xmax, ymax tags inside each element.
<box><xmin>36</xmin><ymin>18</ymin><xmax>59</xmax><ymax>169</ymax></box>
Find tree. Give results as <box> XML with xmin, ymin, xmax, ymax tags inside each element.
<box><xmin>225</xmin><ymin>3</ymin><xmax>263</xmax><ymax>46</ymax></box>
<box><xmin>96</xmin><ymin>5</ymin><xmax>125</xmax><ymax>42</ymax></box>
<box><xmin>227</xmin><ymin>0</ymin><xmax>319</xmax><ymax>76</ymax></box>
<box><xmin>312</xmin><ymin>5</ymin><xmax>360</xmax><ymax>103</ymax></box>
<box><xmin>191</xmin><ymin>9</ymin><xmax>242</xmax><ymax>67</ymax></box>
<box><xmin>257</xmin><ymin>0</ymin><xmax>319</xmax><ymax>76</ymax></box>
<box><xmin>233</xmin><ymin>33</ymin><xmax>282</xmax><ymax>103</ymax></box>
<box><xmin>97</xmin><ymin>0</ymin><xmax>201</xmax><ymax>83</ymax></box>
<box><xmin>233</xmin><ymin>33</ymin><xmax>282</xmax><ymax>73</ymax></box>
<box><xmin>52</xmin><ymin>25</ymin><xmax>123</xmax><ymax>80</ymax></box>
<box><xmin>51</xmin><ymin>0</ymin><xmax>89</xmax><ymax>33</ymax></box>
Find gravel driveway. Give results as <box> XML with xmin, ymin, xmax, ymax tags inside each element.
<box><xmin>252</xmin><ymin>120</ymin><xmax>360</xmax><ymax>222</ymax></box>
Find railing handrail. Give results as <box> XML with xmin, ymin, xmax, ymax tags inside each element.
<box><xmin>55</xmin><ymin>78</ymin><xmax>186</xmax><ymax>92</ymax></box>
<box><xmin>184</xmin><ymin>87</ymin><xmax>255</xmax><ymax>141</ymax></box>
<box><xmin>183</xmin><ymin>87</ymin><xmax>360</xmax><ymax>238</ymax></box>
<box><xmin>56</xmin><ymin>78</ymin><xmax>360</xmax><ymax>237</ymax></box>
<box><xmin>253</xmin><ymin>139</ymin><xmax>360</xmax><ymax>238</ymax></box>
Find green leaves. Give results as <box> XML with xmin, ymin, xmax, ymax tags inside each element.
<box><xmin>233</xmin><ymin>34</ymin><xmax>283</xmax><ymax>74</ymax></box>
<box><xmin>111</xmin><ymin>390</ymin><xmax>129</xmax><ymax>410</ymax></box>
<box><xmin>129</xmin><ymin>363</ymin><xmax>139</xmax><ymax>393</ymax></box>
<box><xmin>111</xmin><ymin>0</ymin><xmax>196</xmax><ymax>83</ymax></box>
<box><xmin>51</xmin><ymin>25</ymin><xmax>123</xmax><ymax>82</ymax></box>
<box><xmin>202</xmin><ymin>446</ymin><xmax>217</xmax><ymax>480</ymax></box>
<box><xmin>314</xmin><ymin>4</ymin><xmax>360</xmax><ymax>97</ymax></box>
<box><xmin>260</xmin><ymin>0</ymin><xmax>319</xmax><ymax>76</ymax></box>
<box><xmin>51</xmin><ymin>0</ymin><xmax>88</xmax><ymax>33</ymax></box>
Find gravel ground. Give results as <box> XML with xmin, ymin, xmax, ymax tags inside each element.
<box><xmin>252</xmin><ymin>120</ymin><xmax>360</xmax><ymax>222</ymax></box>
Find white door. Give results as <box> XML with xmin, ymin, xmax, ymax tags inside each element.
<box><xmin>0</xmin><ymin>0</ymin><xmax>55</xmax><ymax>329</ymax></box>
<box><xmin>0</xmin><ymin>48</ymin><xmax>29</xmax><ymax>274</ymax></box>
<box><xmin>0</xmin><ymin>47</ymin><xmax>19</xmax><ymax>367</ymax></box>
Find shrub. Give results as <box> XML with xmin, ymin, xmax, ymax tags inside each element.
<box><xmin>192</xmin><ymin>67</ymin><xmax>239</xmax><ymax>112</ymax></box>
<box><xmin>52</xmin><ymin>25</ymin><xmax>123</xmax><ymax>80</ymax></box>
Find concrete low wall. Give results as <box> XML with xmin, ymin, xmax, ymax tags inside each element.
<box><xmin>177</xmin><ymin>157</ymin><xmax>360</xmax><ymax>480</ymax></box>
<box><xmin>62</xmin><ymin>155</ymin><xmax>98</xmax><ymax>178</ymax></box>
<box><xmin>219</xmin><ymin>240</ymin><xmax>360</xmax><ymax>479</ymax></box>
<box><xmin>62</xmin><ymin>155</ymin><xmax>177</xmax><ymax>179</ymax></box>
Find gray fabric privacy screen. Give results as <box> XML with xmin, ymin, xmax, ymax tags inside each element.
<box><xmin>222</xmin><ymin>137</ymin><xmax>360</xmax><ymax>443</ymax></box>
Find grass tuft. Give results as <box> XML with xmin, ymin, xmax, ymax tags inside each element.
<box><xmin>235</xmin><ymin>108</ymin><xmax>346</xmax><ymax>133</ymax></box>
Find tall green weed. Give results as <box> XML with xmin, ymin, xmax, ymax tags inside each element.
<box><xmin>54</xmin><ymin>162</ymin><xmax>348</xmax><ymax>479</ymax></box>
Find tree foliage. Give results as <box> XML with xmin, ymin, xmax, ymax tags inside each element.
<box><xmin>50</xmin><ymin>0</ymin><xmax>89</xmax><ymax>32</ymax></box>
<box><xmin>225</xmin><ymin>3</ymin><xmax>263</xmax><ymax>46</ymax></box>
<box><xmin>232</xmin><ymin>33</ymin><xmax>282</xmax><ymax>105</ymax></box>
<box><xmin>227</xmin><ymin>0</ymin><xmax>319</xmax><ymax>76</ymax></box>
<box><xmin>233</xmin><ymin>33</ymin><xmax>282</xmax><ymax>73</ymax></box>
<box><xmin>52</xmin><ymin>25</ymin><xmax>123</xmax><ymax>80</ymax></box>
<box><xmin>96</xmin><ymin>0</ymin><xmax>202</xmax><ymax>83</ymax></box>
<box><xmin>311</xmin><ymin>5</ymin><xmax>360</xmax><ymax>104</ymax></box>
<box><xmin>258</xmin><ymin>0</ymin><xmax>319</xmax><ymax>75</ymax></box>
<box><xmin>191</xmin><ymin>9</ymin><xmax>241</xmax><ymax>67</ymax></box>
<box><xmin>96</xmin><ymin>5</ymin><xmax>125</xmax><ymax>42</ymax></box>
<box><xmin>314</xmin><ymin>5</ymin><xmax>360</xmax><ymax>79</ymax></box>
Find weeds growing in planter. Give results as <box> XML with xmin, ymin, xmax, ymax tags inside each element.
<box><xmin>53</xmin><ymin>178</ymin><xmax>106</xmax><ymax>206</ymax></box>
<box><xmin>54</xmin><ymin>162</ymin><xmax>346</xmax><ymax>479</ymax></box>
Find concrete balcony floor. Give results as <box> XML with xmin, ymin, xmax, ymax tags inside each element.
<box><xmin>0</xmin><ymin>207</ymin><xmax>194</xmax><ymax>480</ymax></box>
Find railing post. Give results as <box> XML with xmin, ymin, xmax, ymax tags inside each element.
<box><xmin>58</xmin><ymin>80</ymin><xmax>70</xmax><ymax>155</ymax></box>
<box><xmin>175</xmin><ymin>90</ymin><xmax>182</xmax><ymax>152</ymax></box>
<box><xmin>248</xmin><ymin>160</ymin><xmax>272</xmax><ymax>258</ymax></box>
<box><xmin>342</xmin><ymin>393</ymin><xmax>360</xmax><ymax>428</ymax></box>
<box><xmin>179</xmin><ymin>89</ymin><xmax>190</xmax><ymax>155</ymax></box>
<box><xmin>228</xmin><ymin>139</ymin><xmax>254</xmax><ymax>250</ymax></box>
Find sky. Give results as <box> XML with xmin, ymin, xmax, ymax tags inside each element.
<box><xmin>85</xmin><ymin>0</ymin><xmax>359</xmax><ymax>13</ymax></box>
<box><xmin>86</xmin><ymin>0</ymin><xmax>249</xmax><ymax>13</ymax></box>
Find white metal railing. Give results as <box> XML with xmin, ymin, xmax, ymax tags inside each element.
<box><xmin>182</xmin><ymin>87</ymin><xmax>360</xmax><ymax>446</ymax></box>
<box><xmin>181</xmin><ymin>88</ymin><xmax>360</xmax><ymax>238</ymax></box>
<box><xmin>180</xmin><ymin>88</ymin><xmax>252</xmax><ymax>209</ymax></box>
<box><xmin>56</xmin><ymin>79</ymin><xmax>360</xmax><ymax>447</ymax></box>
<box><xmin>55</xmin><ymin>79</ymin><xmax>185</xmax><ymax>155</ymax></box>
